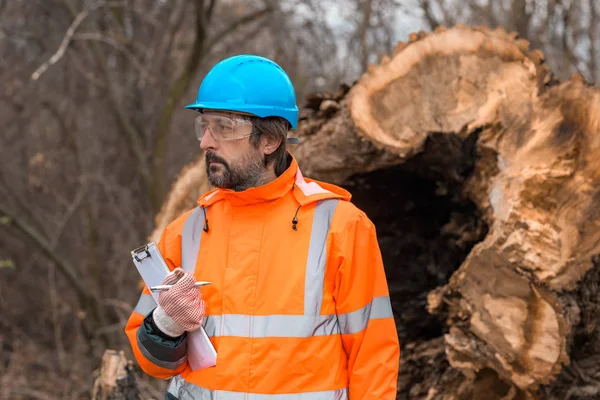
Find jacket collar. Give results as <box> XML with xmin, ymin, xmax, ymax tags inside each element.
<box><xmin>197</xmin><ymin>154</ymin><xmax>351</xmax><ymax>208</ymax></box>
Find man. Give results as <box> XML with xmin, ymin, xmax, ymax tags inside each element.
<box><xmin>125</xmin><ymin>55</ymin><xmax>400</xmax><ymax>399</ymax></box>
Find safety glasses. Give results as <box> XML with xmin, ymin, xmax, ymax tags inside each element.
<box><xmin>195</xmin><ymin>114</ymin><xmax>258</xmax><ymax>142</ymax></box>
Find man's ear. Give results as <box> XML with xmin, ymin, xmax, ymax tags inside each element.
<box><xmin>261</xmin><ymin>134</ymin><xmax>283</xmax><ymax>156</ymax></box>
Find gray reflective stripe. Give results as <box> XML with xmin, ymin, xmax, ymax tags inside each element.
<box><xmin>203</xmin><ymin>314</ymin><xmax>220</xmax><ymax>338</ymax></box>
<box><xmin>202</xmin><ymin>314</ymin><xmax>340</xmax><ymax>338</ymax></box>
<box><xmin>337</xmin><ymin>296</ymin><xmax>394</xmax><ymax>335</ymax></box>
<box><xmin>168</xmin><ymin>376</ymin><xmax>348</xmax><ymax>399</ymax></box>
<box><xmin>304</xmin><ymin>200</ymin><xmax>339</xmax><ymax>315</ymax></box>
<box><xmin>182</xmin><ymin>206</ymin><xmax>204</xmax><ymax>274</ymax></box>
<box><xmin>133</xmin><ymin>293</ymin><xmax>157</xmax><ymax>316</ymax></box>
<box><xmin>370</xmin><ymin>296</ymin><xmax>394</xmax><ymax>319</ymax></box>
<box><xmin>202</xmin><ymin>296</ymin><xmax>393</xmax><ymax>338</ymax></box>
<box><xmin>137</xmin><ymin>334</ymin><xmax>186</xmax><ymax>370</ymax></box>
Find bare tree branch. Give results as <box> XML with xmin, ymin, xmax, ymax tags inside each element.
<box><xmin>151</xmin><ymin>0</ymin><xmax>187</xmax><ymax>80</ymax></box>
<box><xmin>468</xmin><ymin>0</ymin><xmax>498</xmax><ymax>27</ymax></box>
<box><xmin>204</xmin><ymin>6</ymin><xmax>273</xmax><ymax>53</ymax></box>
<box><xmin>48</xmin><ymin>264</ymin><xmax>67</xmax><ymax>373</ymax></box>
<box><xmin>67</xmin><ymin>50</ymin><xmax>106</xmax><ymax>87</ymax></box>
<box><xmin>31</xmin><ymin>8</ymin><xmax>90</xmax><ymax>80</ymax></box>
<box><xmin>0</xmin><ymin>173</ymin><xmax>47</xmax><ymax>236</ymax></box>
<box><xmin>31</xmin><ymin>0</ymin><xmax>128</xmax><ymax>80</ymax></box>
<box><xmin>0</xmin><ymin>24</ymin><xmax>39</xmax><ymax>40</ymax></box>
<box><xmin>72</xmin><ymin>32</ymin><xmax>152</xmax><ymax>81</ymax></box>
<box><xmin>0</xmin><ymin>201</ymin><xmax>109</xmax><ymax>348</ymax></box>
<box><xmin>49</xmin><ymin>185</ymin><xmax>87</xmax><ymax>248</ymax></box>
<box><xmin>590</xmin><ymin>0</ymin><xmax>598</xmax><ymax>82</ymax></box>
<box><xmin>60</xmin><ymin>11</ymin><xmax>154</xmax><ymax>205</ymax></box>
<box><xmin>0</xmin><ymin>204</ymin><xmax>90</xmax><ymax>308</ymax></box>
<box><xmin>559</xmin><ymin>1</ymin><xmax>584</xmax><ymax>76</ymax></box>
<box><xmin>510</xmin><ymin>0</ymin><xmax>531</xmax><ymax>38</ymax></box>
<box><xmin>358</xmin><ymin>0</ymin><xmax>374</xmax><ymax>73</ymax></box>
<box><xmin>206</xmin><ymin>0</ymin><xmax>217</xmax><ymax>20</ymax></box>
<box><xmin>419</xmin><ymin>0</ymin><xmax>441</xmax><ymax>30</ymax></box>
<box><xmin>10</xmin><ymin>388</ymin><xmax>55</xmax><ymax>400</ymax></box>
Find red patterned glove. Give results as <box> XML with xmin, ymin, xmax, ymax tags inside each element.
<box><xmin>152</xmin><ymin>268</ymin><xmax>206</xmax><ymax>337</ymax></box>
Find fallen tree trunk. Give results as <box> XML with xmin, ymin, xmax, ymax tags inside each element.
<box><xmin>150</xmin><ymin>25</ymin><xmax>600</xmax><ymax>399</ymax></box>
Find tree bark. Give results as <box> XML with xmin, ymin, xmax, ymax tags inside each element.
<box><xmin>149</xmin><ymin>25</ymin><xmax>600</xmax><ymax>398</ymax></box>
<box><xmin>92</xmin><ymin>350</ymin><xmax>139</xmax><ymax>400</ymax></box>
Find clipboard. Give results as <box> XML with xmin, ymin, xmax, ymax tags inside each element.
<box><xmin>131</xmin><ymin>242</ymin><xmax>217</xmax><ymax>371</ymax></box>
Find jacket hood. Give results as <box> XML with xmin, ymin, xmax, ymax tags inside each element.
<box><xmin>197</xmin><ymin>154</ymin><xmax>351</xmax><ymax>208</ymax></box>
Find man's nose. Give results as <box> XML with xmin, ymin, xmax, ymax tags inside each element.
<box><xmin>200</xmin><ymin>128</ymin><xmax>216</xmax><ymax>151</ymax></box>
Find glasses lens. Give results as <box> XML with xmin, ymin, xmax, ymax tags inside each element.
<box><xmin>195</xmin><ymin>117</ymin><xmax>208</xmax><ymax>141</ymax></box>
<box><xmin>195</xmin><ymin>115</ymin><xmax>238</xmax><ymax>141</ymax></box>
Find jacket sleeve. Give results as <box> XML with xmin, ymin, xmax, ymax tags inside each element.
<box><xmin>333</xmin><ymin>211</ymin><xmax>400</xmax><ymax>400</ymax></box>
<box><xmin>124</xmin><ymin>224</ymin><xmax>189</xmax><ymax>379</ymax></box>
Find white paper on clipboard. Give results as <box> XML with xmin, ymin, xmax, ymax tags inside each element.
<box><xmin>131</xmin><ymin>242</ymin><xmax>217</xmax><ymax>371</ymax></box>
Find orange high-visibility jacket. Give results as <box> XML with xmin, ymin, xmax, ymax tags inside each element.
<box><xmin>125</xmin><ymin>155</ymin><xmax>400</xmax><ymax>399</ymax></box>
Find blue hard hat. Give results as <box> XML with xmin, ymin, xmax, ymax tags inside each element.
<box><xmin>185</xmin><ymin>55</ymin><xmax>299</xmax><ymax>129</ymax></box>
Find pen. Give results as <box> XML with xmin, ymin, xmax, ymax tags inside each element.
<box><xmin>150</xmin><ymin>281</ymin><xmax>212</xmax><ymax>291</ymax></box>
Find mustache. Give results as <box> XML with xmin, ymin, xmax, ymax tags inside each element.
<box><xmin>205</xmin><ymin>152</ymin><xmax>229</xmax><ymax>168</ymax></box>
